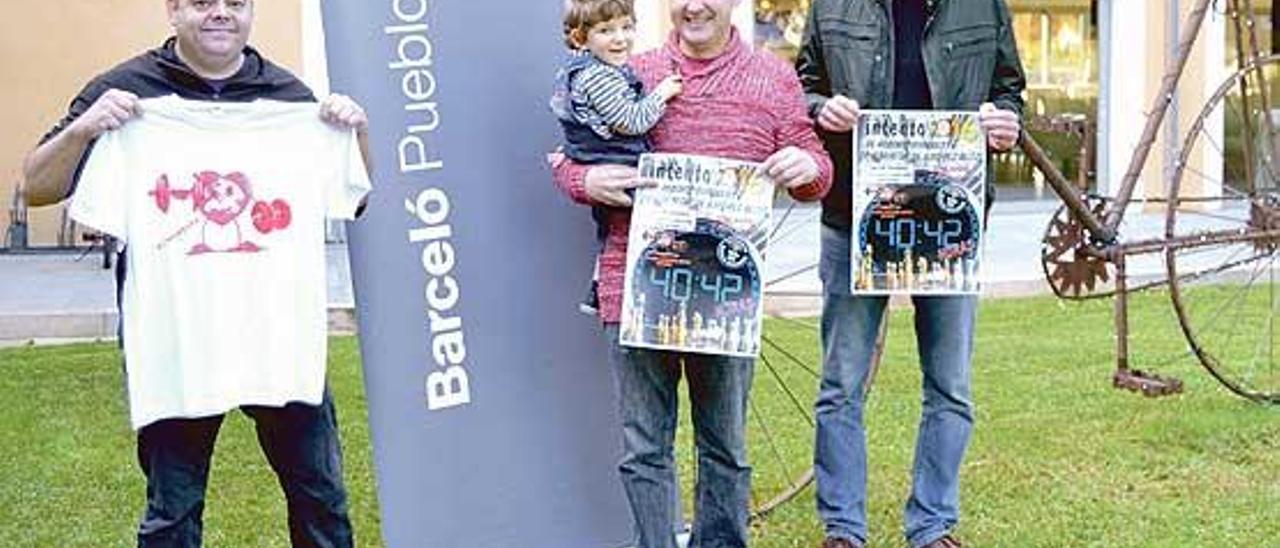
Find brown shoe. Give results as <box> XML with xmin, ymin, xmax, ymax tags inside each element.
<box><xmin>821</xmin><ymin>537</ymin><xmax>862</xmax><ymax>548</ymax></box>
<box><xmin>921</xmin><ymin>534</ymin><xmax>962</xmax><ymax>548</ymax></box>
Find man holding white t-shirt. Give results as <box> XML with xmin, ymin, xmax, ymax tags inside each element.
<box><xmin>22</xmin><ymin>1</ymin><xmax>371</xmax><ymax>546</ymax></box>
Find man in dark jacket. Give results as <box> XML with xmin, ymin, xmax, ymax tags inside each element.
<box><xmin>22</xmin><ymin>1</ymin><xmax>368</xmax><ymax>546</ymax></box>
<box><xmin>796</xmin><ymin>1</ymin><xmax>1026</xmax><ymax>547</ymax></box>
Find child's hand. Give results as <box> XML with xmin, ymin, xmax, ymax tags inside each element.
<box><xmin>655</xmin><ymin>74</ymin><xmax>683</xmax><ymax>101</ymax></box>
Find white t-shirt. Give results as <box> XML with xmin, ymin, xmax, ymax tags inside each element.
<box><xmin>70</xmin><ymin>95</ymin><xmax>371</xmax><ymax>429</ymax></box>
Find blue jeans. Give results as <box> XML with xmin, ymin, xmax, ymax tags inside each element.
<box><xmin>604</xmin><ymin>326</ymin><xmax>754</xmax><ymax>548</ymax></box>
<box><xmin>135</xmin><ymin>390</ymin><xmax>353</xmax><ymax>547</ymax></box>
<box><xmin>814</xmin><ymin>225</ymin><xmax>976</xmax><ymax>548</ymax></box>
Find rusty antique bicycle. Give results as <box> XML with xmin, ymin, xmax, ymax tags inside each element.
<box><xmin>1023</xmin><ymin>0</ymin><xmax>1280</xmax><ymax>405</ymax></box>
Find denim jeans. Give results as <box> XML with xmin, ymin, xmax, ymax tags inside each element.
<box><xmin>604</xmin><ymin>325</ymin><xmax>754</xmax><ymax>548</ymax></box>
<box><xmin>135</xmin><ymin>390</ymin><xmax>353</xmax><ymax>548</ymax></box>
<box><xmin>814</xmin><ymin>225</ymin><xmax>976</xmax><ymax>548</ymax></box>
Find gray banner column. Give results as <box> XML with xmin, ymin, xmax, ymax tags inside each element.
<box><xmin>321</xmin><ymin>1</ymin><xmax>632</xmax><ymax>546</ymax></box>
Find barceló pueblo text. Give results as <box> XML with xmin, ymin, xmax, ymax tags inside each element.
<box><xmin>389</xmin><ymin>0</ymin><xmax>470</xmax><ymax>411</ymax></box>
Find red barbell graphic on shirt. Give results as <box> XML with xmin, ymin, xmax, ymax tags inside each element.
<box><xmin>150</xmin><ymin>171</ymin><xmax>292</xmax><ymax>255</ymax></box>
<box><xmin>251</xmin><ymin>199</ymin><xmax>292</xmax><ymax>234</ymax></box>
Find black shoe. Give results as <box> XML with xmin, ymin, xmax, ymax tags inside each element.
<box><xmin>821</xmin><ymin>537</ymin><xmax>862</xmax><ymax>548</ymax></box>
<box><xmin>921</xmin><ymin>534</ymin><xmax>962</xmax><ymax>548</ymax></box>
<box><xmin>578</xmin><ymin>280</ymin><xmax>600</xmax><ymax>315</ymax></box>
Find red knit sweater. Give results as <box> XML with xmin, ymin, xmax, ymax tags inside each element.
<box><xmin>553</xmin><ymin>31</ymin><xmax>834</xmax><ymax>323</ymax></box>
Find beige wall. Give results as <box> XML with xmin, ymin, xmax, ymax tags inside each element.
<box><xmin>0</xmin><ymin>0</ymin><xmax>302</xmax><ymax>247</ymax></box>
<box><xmin>1133</xmin><ymin>0</ymin><xmax>1224</xmax><ymax>204</ymax></box>
<box><xmin>1172</xmin><ymin>1</ymin><xmax>1226</xmax><ymax>204</ymax></box>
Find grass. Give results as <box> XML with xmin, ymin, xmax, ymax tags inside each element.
<box><xmin>1</xmin><ymin>290</ymin><xmax>1277</xmax><ymax>547</ymax></box>
<box><xmin>0</xmin><ymin>340</ymin><xmax>382</xmax><ymax>547</ymax></box>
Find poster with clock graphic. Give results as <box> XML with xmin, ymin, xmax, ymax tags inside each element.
<box><xmin>620</xmin><ymin>153</ymin><xmax>773</xmax><ymax>358</ymax></box>
<box><xmin>852</xmin><ymin>110</ymin><xmax>987</xmax><ymax>295</ymax></box>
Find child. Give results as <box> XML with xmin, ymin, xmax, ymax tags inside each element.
<box><xmin>551</xmin><ymin>0</ymin><xmax>682</xmax><ymax>314</ymax></box>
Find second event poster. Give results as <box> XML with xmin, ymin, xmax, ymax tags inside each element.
<box><xmin>851</xmin><ymin>110</ymin><xmax>987</xmax><ymax>295</ymax></box>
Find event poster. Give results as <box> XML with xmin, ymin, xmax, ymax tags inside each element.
<box><xmin>851</xmin><ymin>110</ymin><xmax>986</xmax><ymax>295</ymax></box>
<box><xmin>620</xmin><ymin>153</ymin><xmax>772</xmax><ymax>358</ymax></box>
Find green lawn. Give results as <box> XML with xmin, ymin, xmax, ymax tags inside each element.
<box><xmin>1</xmin><ymin>291</ymin><xmax>1277</xmax><ymax>547</ymax></box>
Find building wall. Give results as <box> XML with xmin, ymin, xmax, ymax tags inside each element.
<box><xmin>0</xmin><ymin>0</ymin><xmax>303</xmax><ymax>247</ymax></box>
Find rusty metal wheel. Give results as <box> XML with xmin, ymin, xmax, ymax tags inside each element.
<box><xmin>1040</xmin><ymin>195</ymin><xmax>1116</xmax><ymax>299</ymax></box>
<box><xmin>749</xmin><ymin>199</ymin><xmax>830</xmax><ymax>521</ymax></box>
<box><xmin>1165</xmin><ymin>54</ymin><xmax>1280</xmax><ymax>403</ymax></box>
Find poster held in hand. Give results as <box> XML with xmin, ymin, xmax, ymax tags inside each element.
<box><xmin>620</xmin><ymin>153</ymin><xmax>773</xmax><ymax>358</ymax></box>
<box><xmin>851</xmin><ymin>110</ymin><xmax>987</xmax><ymax>295</ymax></box>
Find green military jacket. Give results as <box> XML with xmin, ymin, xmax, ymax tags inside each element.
<box><xmin>796</xmin><ymin>0</ymin><xmax>1027</xmax><ymax>229</ymax></box>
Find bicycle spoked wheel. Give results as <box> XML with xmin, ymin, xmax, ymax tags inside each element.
<box><xmin>749</xmin><ymin>312</ymin><xmax>821</xmax><ymax>519</ymax></box>
<box><xmin>752</xmin><ymin>198</ymin><xmax>828</xmax><ymax>520</ymax></box>
<box><xmin>673</xmin><ymin>198</ymin><xmax>825</xmax><ymax>523</ymax></box>
<box><xmin>1166</xmin><ymin>54</ymin><xmax>1280</xmax><ymax>403</ymax></box>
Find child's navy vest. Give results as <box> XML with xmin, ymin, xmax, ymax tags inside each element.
<box><xmin>550</xmin><ymin>52</ymin><xmax>651</xmax><ymax>166</ymax></box>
